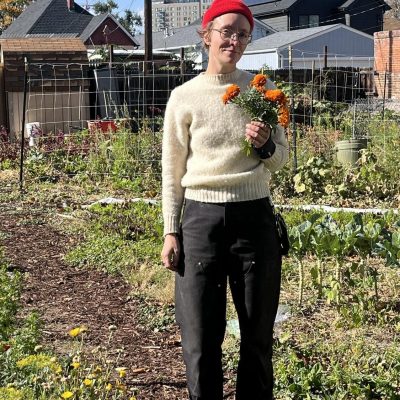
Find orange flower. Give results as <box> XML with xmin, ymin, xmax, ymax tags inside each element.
<box><xmin>278</xmin><ymin>105</ymin><xmax>290</xmax><ymax>128</ymax></box>
<box><xmin>250</xmin><ymin>74</ymin><xmax>267</xmax><ymax>89</ymax></box>
<box><xmin>222</xmin><ymin>84</ymin><xmax>241</xmax><ymax>104</ymax></box>
<box><xmin>265</xmin><ymin>89</ymin><xmax>286</xmax><ymax>105</ymax></box>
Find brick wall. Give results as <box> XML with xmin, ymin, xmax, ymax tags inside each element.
<box><xmin>374</xmin><ymin>30</ymin><xmax>400</xmax><ymax>99</ymax></box>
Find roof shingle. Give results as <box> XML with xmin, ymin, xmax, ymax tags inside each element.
<box><xmin>0</xmin><ymin>0</ymin><xmax>139</xmax><ymax>47</ymax></box>
<box><xmin>0</xmin><ymin>37</ymin><xmax>87</xmax><ymax>52</ymax></box>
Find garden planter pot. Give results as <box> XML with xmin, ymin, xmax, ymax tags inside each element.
<box><xmin>87</xmin><ymin>120</ymin><xmax>117</xmax><ymax>133</ymax></box>
<box><xmin>335</xmin><ymin>138</ymin><xmax>368</xmax><ymax>166</ymax></box>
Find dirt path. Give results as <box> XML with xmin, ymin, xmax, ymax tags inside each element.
<box><xmin>0</xmin><ymin>205</ymin><xmax>198</xmax><ymax>399</ymax></box>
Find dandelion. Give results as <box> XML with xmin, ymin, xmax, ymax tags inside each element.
<box><xmin>222</xmin><ymin>84</ymin><xmax>241</xmax><ymax>104</ymax></box>
<box><xmin>116</xmin><ymin>367</ymin><xmax>127</xmax><ymax>378</ymax></box>
<box><xmin>83</xmin><ymin>378</ymin><xmax>93</xmax><ymax>386</ymax></box>
<box><xmin>69</xmin><ymin>326</ymin><xmax>87</xmax><ymax>338</ymax></box>
<box><xmin>105</xmin><ymin>383</ymin><xmax>113</xmax><ymax>391</ymax></box>
<box><xmin>61</xmin><ymin>391</ymin><xmax>74</xmax><ymax>399</ymax></box>
<box><xmin>71</xmin><ymin>362</ymin><xmax>80</xmax><ymax>369</ymax></box>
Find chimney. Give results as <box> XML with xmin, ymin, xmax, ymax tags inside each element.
<box><xmin>67</xmin><ymin>0</ymin><xmax>74</xmax><ymax>11</ymax></box>
<box><xmin>345</xmin><ymin>13</ymin><xmax>350</xmax><ymax>26</ymax></box>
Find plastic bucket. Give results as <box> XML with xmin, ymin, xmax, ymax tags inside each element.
<box><xmin>25</xmin><ymin>122</ymin><xmax>40</xmax><ymax>138</ymax></box>
<box><xmin>335</xmin><ymin>139</ymin><xmax>368</xmax><ymax>166</ymax></box>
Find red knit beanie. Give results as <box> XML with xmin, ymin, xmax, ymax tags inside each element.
<box><xmin>202</xmin><ymin>0</ymin><xmax>254</xmax><ymax>31</ymax></box>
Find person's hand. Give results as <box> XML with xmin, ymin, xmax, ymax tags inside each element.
<box><xmin>245</xmin><ymin>121</ymin><xmax>271</xmax><ymax>148</ymax></box>
<box><xmin>161</xmin><ymin>233</ymin><xmax>180</xmax><ymax>271</ymax></box>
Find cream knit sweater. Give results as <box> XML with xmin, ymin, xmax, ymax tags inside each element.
<box><xmin>162</xmin><ymin>69</ymin><xmax>289</xmax><ymax>235</ymax></box>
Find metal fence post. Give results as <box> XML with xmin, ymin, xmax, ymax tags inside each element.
<box><xmin>288</xmin><ymin>45</ymin><xmax>297</xmax><ymax>173</ymax></box>
<box><xmin>19</xmin><ymin>57</ymin><xmax>28</xmax><ymax>192</ymax></box>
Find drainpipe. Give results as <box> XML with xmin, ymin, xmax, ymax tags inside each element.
<box><xmin>277</xmin><ymin>49</ymin><xmax>283</xmax><ymax>69</ymax></box>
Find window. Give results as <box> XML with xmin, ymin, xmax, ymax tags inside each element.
<box><xmin>299</xmin><ymin>15</ymin><xmax>319</xmax><ymax>28</ymax></box>
<box><xmin>309</xmin><ymin>15</ymin><xmax>319</xmax><ymax>27</ymax></box>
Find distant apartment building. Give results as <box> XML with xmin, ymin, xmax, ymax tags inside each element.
<box><xmin>152</xmin><ymin>0</ymin><xmax>212</xmax><ymax>32</ymax></box>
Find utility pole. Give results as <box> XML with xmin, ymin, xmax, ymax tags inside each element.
<box><xmin>144</xmin><ymin>0</ymin><xmax>153</xmax><ymax>75</ymax></box>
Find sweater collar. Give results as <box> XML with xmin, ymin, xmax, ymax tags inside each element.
<box><xmin>200</xmin><ymin>69</ymin><xmax>241</xmax><ymax>84</ymax></box>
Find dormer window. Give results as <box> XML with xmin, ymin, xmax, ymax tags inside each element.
<box><xmin>299</xmin><ymin>15</ymin><xmax>319</xmax><ymax>28</ymax></box>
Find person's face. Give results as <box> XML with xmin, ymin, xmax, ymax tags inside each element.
<box><xmin>204</xmin><ymin>13</ymin><xmax>251</xmax><ymax>74</ymax></box>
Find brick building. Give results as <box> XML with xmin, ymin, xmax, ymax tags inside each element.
<box><xmin>374</xmin><ymin>29</ymin><xmax>400</xmax><ymax>99</ymax></box>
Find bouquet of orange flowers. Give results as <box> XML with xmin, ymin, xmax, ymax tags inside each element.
<box><xmin>222</xmin><ymin>74</ymin><xmax>289</xmax><ymax>155</ymax></box>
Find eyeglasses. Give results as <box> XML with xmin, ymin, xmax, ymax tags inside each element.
<box><xmin>211</xmin><ymin>28</ymin><xmax>252</xmax><ymax>45</ymax></box>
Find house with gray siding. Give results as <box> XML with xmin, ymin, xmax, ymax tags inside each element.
<box><xmin>246</xmin><ymin>0</ymin><xmax>390</xmax><ymax>36</ymax></box>
<box><xmin>238</xmin><ymin>24</ymin><xmax>374</xmax><ymax>70</ymax></box>
<box><xmin>135</xmin><ymin>18</ymin><xmax>276</xmax><ymax>68</ymax></box>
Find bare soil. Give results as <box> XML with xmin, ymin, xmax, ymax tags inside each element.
<box><xmin>0</xmin><ymin>201</ymin><xmax>236</xmax><ymax>399</ymax></box>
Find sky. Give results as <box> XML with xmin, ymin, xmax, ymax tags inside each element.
<box><xmin>76</xmin><ymin>0</ymin><xmax>145</xmax><ymax>18</ymax></box>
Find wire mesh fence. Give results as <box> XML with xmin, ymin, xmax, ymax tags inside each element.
<box><xmin>1</xmin><ymin>58</ymin><xmax>400</xmax><ymax>191</ymax></box>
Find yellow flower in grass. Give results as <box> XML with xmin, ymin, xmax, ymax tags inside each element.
<box><xmin>17</xmin><ymin>354</ymin><xmax>62</xmax><ymax>373</ymax></box>
<box><xmin>71</xmin><ymin>362</ymin><xmax>80</xmax><ymax>369</ymax></box>
<box><xmin>105</xmin><ymin>383</ymin><xmax>113</xmax><ymax>391</ymax></box>
<box><xmin>83</xmin><ymin>378</ymin><xmax>93</xmax><ymax>387</ymax></box>
<box><xmin>61</xmin><ymin>391</ymin><xmax>74</xmax><ymax>399</ymax></box>
<box><xmin>116</xmin><ymin>367</ymin><xmax>127</xmax><ymax>378</ymax></box>
<box><xmin>69</xmin><ymin>326</ymin><xmax>87</xmax><ymax>338</ymax></box>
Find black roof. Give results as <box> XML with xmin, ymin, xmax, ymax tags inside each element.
<box><xmin>1</xmin><ymin>0</ymin><xmax>139</xmax><ymax>46</ymax></box>
<box><xmin>246</xmin><ymin>0</ymin><xmax>390</xmax><ymax>16</ymax></box>
<box><xmin>1</xmin><ymin>0</ymin><xmax>92</xmax><ymax>38</ymax></box>
<box><xmin>338</xmin><ymin>0</ymin><xmax>390</xmax><ymax>10</ymax></box>
<box><xmin>245</xmin><ymin>0</ymin><xmax>299</xmax><ymax>15</ymax></box>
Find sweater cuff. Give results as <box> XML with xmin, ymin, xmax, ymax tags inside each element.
<box><xmin>163</xmin><ymin>214</ymin><xmax>180</xmax><ymax>236</ymax></box>
<box><xmin>253</xmin><ymin>135</ymin><xmax>276</xmax><ymax>159</ymax></box>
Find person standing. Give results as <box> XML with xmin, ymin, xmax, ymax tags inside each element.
<box><xmin>161</xmin><ymin>0</ymin><xmax>289</xmax><ymax>398</ymax></box>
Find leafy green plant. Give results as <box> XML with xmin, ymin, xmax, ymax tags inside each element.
<box><xmin>292</xmin><ymin>156</ymin><xmax>341</xmax><ymax>198</ymax></box>
<box><xmin>289</xmin><ymin>214</ymin><xmax>320</xmax><ymax>306</ymax></box>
